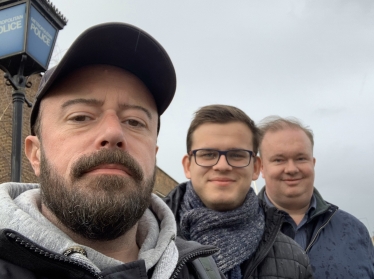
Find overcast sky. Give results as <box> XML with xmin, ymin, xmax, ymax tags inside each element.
<box><xmin>47</xmin><ymin>0</ymin><xmax>374</xmax><ymax>234</ymax></box>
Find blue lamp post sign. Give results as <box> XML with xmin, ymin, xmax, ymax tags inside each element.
<box><xmin>27</xmin><ymin>5</ymin><xmax>57</xmax><ymax>69</ymax></box>
<box><xmin>0</xmin><ymin>3</ymin><xmax>26</xmax><ymax>59</ymax></box>
<box><xmin>0</xmin><ymin>0</ymin><xmax>66</xmax><ymax>182</ymax></box>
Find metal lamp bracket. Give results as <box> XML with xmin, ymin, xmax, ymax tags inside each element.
<box><xmin>3</xmin><ymin>54</ymin><xmax>33</xmax><ymax>107</ymax></box>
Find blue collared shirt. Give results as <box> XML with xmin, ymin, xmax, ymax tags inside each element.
<box><xmin>264</xmin><ymin>191</ymin><xmax>316</xmax><ymax>250</ymax></box>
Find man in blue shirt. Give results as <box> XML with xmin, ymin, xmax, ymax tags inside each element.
<box><xmin>258</xmin><ymin>116</ymin><xmax>374</xmax><ymax>279</ymax></box>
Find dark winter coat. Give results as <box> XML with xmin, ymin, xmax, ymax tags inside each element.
<box><xmin>0</xmin><ymin>228</ymin><xmax>222</xmax><ymax>279</ymax></box>
<box><xmin>258</xmin><ymin>187</ymin><xmax>374</xmax><ymax>279</ymax></box>
<box><xmin>164</xmin><ymin>182</ymin><xmax>314</xmax><ymax>279</ymax></box>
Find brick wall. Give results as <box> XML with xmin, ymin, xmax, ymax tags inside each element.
<box><xmin>0</xmin><ymin>69</ymin><xmax>178</xmax><ymax>196</ymax></box>
<box><xmin>0</xmin><ymin>71</ymin><xmax>39</xmax><ymax>183</ymax></box>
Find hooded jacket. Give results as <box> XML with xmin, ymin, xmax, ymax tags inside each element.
<box><xmin>0</xmin><ymin>182</ymin><xmax>221</xmax><ymax>279</ymax></box>
<box><xmin>164</xmin><ymin>182</ymin><xmax>314</xmax><ymax>279</ymax></box>
<box><xmin>258</xmin><ymin>187</ymin><xmax>374</xmax><ymax>279</ymax></box>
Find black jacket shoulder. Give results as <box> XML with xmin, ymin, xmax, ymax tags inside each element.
<box><xmin>0</xmin><ymin>228</ymin><xmax>223</xmax><ymax>279</ymax></box>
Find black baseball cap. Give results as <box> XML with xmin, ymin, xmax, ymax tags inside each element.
<box><xmin>30</xmin><ymin>22</ymin><xmax>176</xmax><ymax>135</ymax></box>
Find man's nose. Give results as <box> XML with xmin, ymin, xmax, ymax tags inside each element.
<box><xmin>95</xmin><ymin>113</ymin><xmax>126</xmax><ymax>149</ymax></box>
<box><xmin>284</xmin><ymin>160</ymin><xmax>299</xmax><ymax>174</ymax></box>
<box><xmin>212</xmin><ymin>154</ymin><xmax>232</xmax><ymax>171</ymax></box>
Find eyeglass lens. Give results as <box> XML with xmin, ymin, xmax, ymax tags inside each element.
<box><xmin>195</xmin><ymin>149</ymin><xmax>251</xmax><ymax>167</ymax></box>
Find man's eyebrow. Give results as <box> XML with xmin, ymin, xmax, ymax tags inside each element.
<box><xmin>269</xmin><ymin>154</ymin><xmax>285</xmax><ymax>159</ymax></box>
<box><xmin>61</xmin><ymin>99</ymin><xmax>153</xmax><ymax>120</ymax></box>
<box><xmin>296</xmin><ymin>152</ymin><xmax>311</xmax><ymax>157</ymax></box>
<box><xmin>61</xmin><ymin>98</ymin><xmax>103</xmax><ymax>109</ymax></box>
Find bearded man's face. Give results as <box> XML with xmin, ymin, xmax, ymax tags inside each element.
<box><xmin>40</xmin><ymin>147</ymin><xmax>155</xmax><ymax>240</ymax></box>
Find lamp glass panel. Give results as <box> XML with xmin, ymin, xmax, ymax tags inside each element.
<box><xmin>0</xmin><ymin>3</ymin><xmax>26</xmax><ymax>58</ymax></box>
<box><xmin>26</xmin><ymin>5</ymin><xmax>57</xmax><ymax>68</ymax></box>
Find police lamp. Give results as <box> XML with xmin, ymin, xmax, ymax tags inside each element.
<box><xmin>0</xmin><ymin>0</ymin><xmax>67</xmax><ymax>182</ymax></box>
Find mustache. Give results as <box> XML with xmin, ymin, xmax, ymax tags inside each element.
<box><xmin>70</xmin><ymin>149</ymin><xmax>144</xmax><ymax>182</ymax></box>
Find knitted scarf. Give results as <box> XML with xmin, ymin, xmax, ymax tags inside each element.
<box><xmin>179</xmin><ymin>181</ymin><xmax>265</xmax><ymax>279</ymax></box>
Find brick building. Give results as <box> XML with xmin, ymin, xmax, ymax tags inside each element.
<box><xmin>0</xmin><ymin>70</ymin><xmax>177</xmax><ymax>197</ymax></box>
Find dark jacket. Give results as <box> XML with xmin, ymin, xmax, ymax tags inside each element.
<box><xmin>0</xmin><ymin>228</ymin><xmax>221</xmax><ymax>279</ymax></box>
<box><xmin>258</xmin><ymin>187</ymin><xmax>374</xmax><ymax>279</ymax></box>
<box><xmin>164</xmin><ymin>182</ymin><xmax>314</xmax><ymax>279</ymax></box>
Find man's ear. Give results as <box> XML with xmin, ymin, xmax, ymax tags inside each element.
<box><xmin>252</xmin><ymin>156</ymin><xmax>261</xmax><ymax>180</ymax></box>
<box><xmin>260</xmin><ymin>156</ymin><xmax>265</xmax><ymax>178</ymax></box>
<box><xmin>25</xmin><ymin>136</ymin><xmax>41</xmax><ymax>177</ymax></box>
<box><xmin>182</xmin><ymin>154</ymin><xmax>192</xmax><ymax>179</ymax></box>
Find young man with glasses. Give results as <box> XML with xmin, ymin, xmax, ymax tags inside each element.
<box><xmin>164</xmin><ymin>105</ymin><xmax>313</xmax><ymax>279</ymax></box>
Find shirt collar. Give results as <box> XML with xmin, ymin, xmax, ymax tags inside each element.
<box><xmin>264</xmin><ymin>190</ymin><xmax>316</xmax><ymax>217</ymax></box>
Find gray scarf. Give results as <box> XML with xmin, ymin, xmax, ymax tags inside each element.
<box><xmin>180</xmin><ymin>181</ymin><xmax>265</xmax><ymax>279</ymax></box>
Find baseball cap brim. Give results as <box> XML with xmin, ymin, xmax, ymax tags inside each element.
<box><xmin>30</xmin><ymin>22</ymin><xmax>176</xmax><ymax>135</ymax></box>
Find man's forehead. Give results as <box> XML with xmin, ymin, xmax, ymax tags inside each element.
<box><xmin>193</xmin><ymin>122</ymin><xmax>254</xmax><ymax>144</ymax></box>
<box><xmin>195</xmin><ymin>121</ymin><xmax>254</xmax><ymax>134</ymax></box>
<box><xmin>262</xmin><ymin>128</ymin><xmax>313</xmax><ymax>150</ymax></box>
<box><xmin>38</xmin><ymin>65</ymin><xmax>158</xmax><ymax>122</ymax></box>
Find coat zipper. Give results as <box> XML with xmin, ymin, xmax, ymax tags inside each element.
<box><xmin>6</xmin><ymin>232</ymin><xmax>103</xmax><ymax>279</ymax></box>
<box><xmin>305</xmin><ymin>209</ymin><xmax>338</xmax><ymax>253</ymax></box>
<box><xmin>170</xmin><ymin>248</ymin><xmax>218</xmax><ymax>279</ymax></box>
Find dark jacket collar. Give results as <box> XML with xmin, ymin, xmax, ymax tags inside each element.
<box><xmin>258</xmin><ymin>187</ymin><xmax>337</xmax><ymax>221</ymax></box>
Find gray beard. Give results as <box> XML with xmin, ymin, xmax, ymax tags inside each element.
<box><xmin>39</xmin><ymin>148</ymin><xmax>155</xmax><ymax>241</ymax></box>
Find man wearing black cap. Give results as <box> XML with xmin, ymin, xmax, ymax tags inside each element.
<box><xmin>0</xmin><ymin>23</ymin><xmax>223</xmax><ymax>279</ymax></box>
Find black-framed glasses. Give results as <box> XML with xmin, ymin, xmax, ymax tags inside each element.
<box><xmin>190</xmin><ymin>149</ymin><xmax>254</xmax><ymax>168</ymax></box>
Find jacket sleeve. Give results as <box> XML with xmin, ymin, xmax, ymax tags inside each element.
<box><xmin>304</xmin><ymin>262</ymin><xmax>315</xmax><ymax>279</ymax></box>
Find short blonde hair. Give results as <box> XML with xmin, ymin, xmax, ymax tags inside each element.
<box><xmin>258</xmin><ymin>116</ymin><xmax>314</xmax><ymax>156</ymax></box>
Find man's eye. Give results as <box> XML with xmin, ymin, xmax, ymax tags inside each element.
<box><xmin>71</xmin><ymin>115</ymin><xmax>90</xmax><ymax>122</ymax></box>
<box><xmin>199</xmin><ymin>152</ymin><xmax>217</xmax><ymax>159</ymax></box>
<box><xmin>126</xmin><ymin>119</ymin><xmax>145</xmax><ymax>127</ymax></box>
<box><xmin>229</xmin><ymin>152</ymin><xmax>247</xmax><ymax>159</ymax></box>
